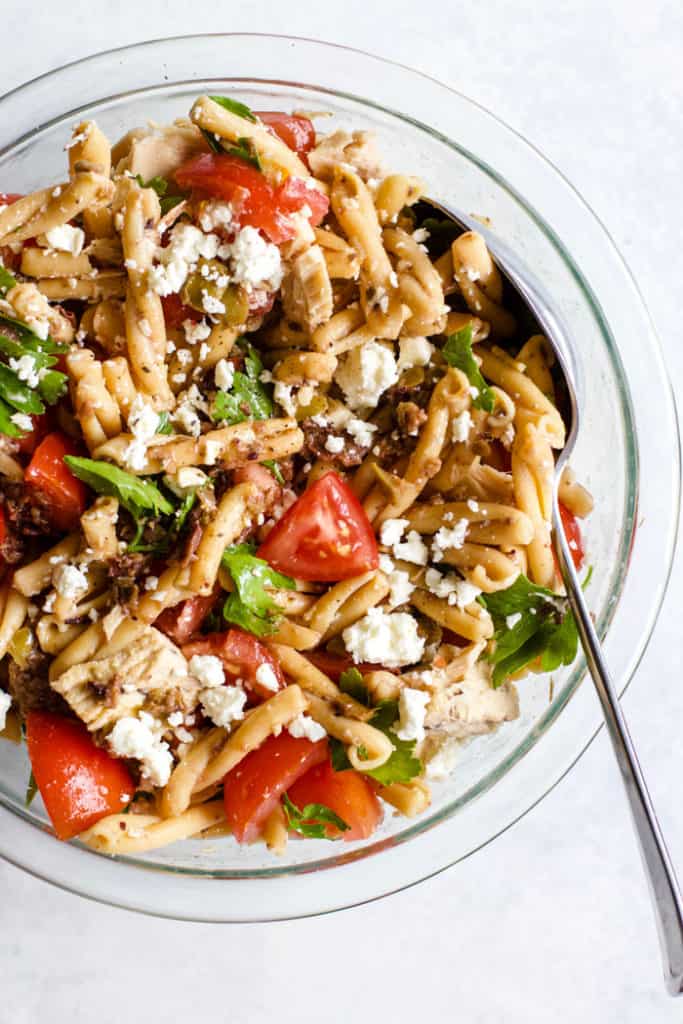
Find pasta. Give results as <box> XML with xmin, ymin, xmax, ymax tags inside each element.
<box><xmin>0</xmin><ymin>94</ymin><xmax>591</xmax><ymax>860</ymax></box>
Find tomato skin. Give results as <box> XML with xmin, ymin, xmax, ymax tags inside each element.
<box><xmin>256</xmin><ymin>112</ymin><xmax>316</xmax><ymax>157</ymax></box>
<box><xmin>0</xmin><ymin>192</ymin><xmax>23</xmax><ymax>204</ymax></box>
<box><xmin>182</xmin><ymin>628</ymin><xmax>285</xmax><ymax>701</ymax></box>
<box><xmin>287</xmin><ymin>757</ymin><xmax>382</xmax><ymax>841</ymax></box>
<box><xmin>26</xmin><ymin>711</ymin><xmax>133</xmax><ymax>840</ymax></box>
<box><xmin>14</xmin><ymin>412</ymin><xmax>50</xmax><ymax>456</ymax></box>
<box><xmin>559</xmin><ymin>502</ymin><xmax>585</xmax><ymax>571</ymax></box>
<box><xmin>174</xmin><ymin>153</ymin><xmax>328</xmax><ymax>244</ymax></box>
<box><xmin>223</xmin><ymin>732</ymin><xmax>328</xmax><ymax>843</ymax></box>
<box><xmin>25</xmin><ymin>432</ymin><xmax>89</xmax><ymax>532</ymax></box>
<box><xmin>258</xmin><ymin>471</ymin><xmax>379</xmax><ymax>582</ymax></box>
<box><xmin>155</xmin><ymin>590</ymin><xmax>220</xmax><ymax>645</ymax></box>
<box><xmin>305</xmin><ymin>650</ymin><xmax>387</xmax><ymax>682</ymax></box>
<box><xmin>161</xmin><ymin>292</ymin><xmax>202</xmax><ymax>329</ymax></box>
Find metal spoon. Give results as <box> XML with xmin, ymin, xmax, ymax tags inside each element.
<box><xmin>425</xmin><ymin>198</ymin><xmax>683</xmax><ymax>995</ymax></box>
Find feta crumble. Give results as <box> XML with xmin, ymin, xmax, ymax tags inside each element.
<box><xmin>44</xmin><ymin>223</ymin><xmax>85</xmax><ymax>257</ymax></box>
<box><xmin>163</xmin><ymin>466</ymin><xmax>208</xmax><ymax>497</ymax></box>
<box><xmin>188</xmin><ymin>654</ymin><xmax>225</xmax><ymax>689</ymax></box>
<box><xmin>10</xmin><ymin>412</ymin><xmax>33</xmax><ymax>432</ymax></box>
<box><xmin>324</xmin><ymin>434</ymin><xmax>345</xmax><ymax>454</ymax></box>
<box><xmin>346</xmin><ymin>417</ymin><xmax>377</xmax><ymax>448</ymax></box>
<box><xmin>200</xmin><ymin>685</ymin><xmax>247</xmax><ymax>728</ymax></box>
<box><xmin>334</xmin><ymin>340</ymin><xmax>398</xmax><ymax>411</ymax></box>
<box><xmin>183</xmin><ymin>319</ymin><xmax>212</xmax><ymax>347</ymax></box>
<box><xmin>380</xmin><ymin>518</ymin><xmax>408</xmax><ymax>547</ymax></box>
<box><xmin>343</xmin><ymin>607</ymin><xmax>425</xmax><ymax>668</ymax></box>
<box><xmin>395</xmin><ymin>687</ymin><xmax>430</xmax><ymax>742</ymax></box>
<box><xmin>123</xmin><ymin>395</ymin><xmax>160</xmax><ymax>471</ymax></box>
<box><xmin>255</xmin><ymin>663</ymin><xmax>280</xmax><ymax>693</ymax></box>
<box><xmin>393</xmin><ymin>529</ymin><xmax>429</xmax><ymax>566</ymax></box>
<box><xmin>432</xmin><ymin>520</ymin><xmax>469</xmax><ymax>561</ymax></box>
<box><xmin>397</xmin><ymin>336</ymin><xmax>434</xmax><ymax>372</ymax></box>
<box><xmin>220</xmin><ymin>225</ymin><xmax>283</xmax><ymax>293</ymax></box>
<box><xmin>9</xmin><ymin>354</ymin><xmax>41</xmax><ymax>389</ymax></box>
<box><xmin>52</xmin><ymin>563</ymin><xmax>88</xmax><ymax>600</ymax></box>
<box><xmin>148</xmin><ymin>222</ymin><xmax>221</xmax><ymax>296</ymax></box>
<box><xmin>424</xmin><ymin>568</ymin><xmax>481</xmax><ymax>607</ymax></box>
<box><xmin>198</xmin><ymin>199</ymin><xmax>234</xmax><ymax>233</ymax></box>
<box><xmin>287</xmin><ymin>713</ymin><xmax>326</xmax><ymax>742</ymax></box>
<box><xmin>214</xmin><ymin>358</ymin><xmax>235</xmax><ymax>392</ymax></box>
<box><xmin>451</xmin><ymin>410</ymin><xmax>472</xmax><ymax>444</ymax></box>
<box><xmin>108</xmin><ymin>713</ymin><xmax>173</xmax><ymax>787</ymax></box>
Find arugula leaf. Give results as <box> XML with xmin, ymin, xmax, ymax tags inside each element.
<box><xmin>479</xmin><ymin>574</ymin><xmax>578</xmax><ymax>687</ymax></box>
<box><xmin>25</xmin><ymin>770</ymin><xmax>38</xmax><ymax>808</ymax></box>
<box><xmin>209</xmin><ymin>95</ymin><xmax>257</xmax><ymax>122</ymax></box>
<box><xmin>64</xmin><ymin>457</ymin><xmax>175</xmax><ymax>519</ymax></box>
<box><xmin>442</xmin><ymin>325</ymin><xmax>495</xmax><ymax>412</ymax></box>
<box><xmin>282</xmin><ymin>793</ymin><xmax>350</xmax><ymax>839</ymax></box>
<box><xmin>0</xmin><ymin>363</ymin><xmax>45</xmax><ymax>414</ymax></box>
<box><xmin>135</xmin><ymin>174</ymin><xmax>184</xmax><ymax>216</ymax></box>
<box><xmin>223</xmin><ymin>137</ymin><xmax>261</xmax><ymax>171</ymax></box>
<box><xmin>36</xmin><ymin>369</ymin><xmax>68</xmax><ymax>405</ymax></box>
<box><xmin>0</xmin><ymin>312</ymin><xmax>66</xmax><ymax>352</ymax></box>
<box><xmin>156</xmin><ymin>411</ymin><xmax>174</xmax><ymax>435</ymax></box>
<box><xmin>262</xmin><ymin>460</ymin><xmax>285</xmax><ymax>485</ymax></box>
<box><xmin>338</xmin><ymin>667</ymin><xmax>371</xmax><ymax>706</ymax></box>
<box><xmin>331</xmin><ymin>698</ymin><xmax>423</xmax><ymax>785</ymax></box>
<box><xmin>0</xmin><ymin>315</ymin><xmax>68</xmax><ymax>437</ymax></box>
<box><xmin>221</xmin><ymin>542</ymin><xmax>295</xmax><ymax>636</ymax></box>
<box><xmin>212</xmin><ymin>340</ymin><xmax>273</xmax><ymax>424</ymax></box>
<box><xmin>0</xmin><ymin>266</ymin><xmax>17</xmax><ymax>295</ymax></box>
<box><xmin>0</xmin><ymin>397</ymin><xmax>22</xmax><ymax>437</ymax></box>
<box><xmin>201</xmin><ymin>128</ymin><xmax>224</xmax><ymax>154</ymax></box>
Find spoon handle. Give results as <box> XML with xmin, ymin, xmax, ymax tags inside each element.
<box><xmin>553</xmin><ymin>500</ymin><xmax>683</xmax><ymax>995</ymax></box>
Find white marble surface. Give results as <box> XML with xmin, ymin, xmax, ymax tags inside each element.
<box><xmin>1</xmin><ymin>2</ymin><xmax>682</xmax><ymax>1019</ymax></box>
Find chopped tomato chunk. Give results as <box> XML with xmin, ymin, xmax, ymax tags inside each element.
<box><xmin>256</xmin><ymin>112</ymin><xmax>316</xmax><ymax>157</ymax></box>
<box><xmin>182</xmin><ymin>628</ymin><xmax>285</xmax><ymax>701</ymax></box>
<box><xmin>161</xmin><ymin>292</ymin><xmax>202</xmax><ymax>329</ymax></box>
<box><xmin>26</xmin><ymin>711</ymin><xmax>133</xmax><ymax>840</ymax></box>
<box><xmin>223</xmin><ymin>732</ymin><xmax>328</xmax><ymax>843</ymax></box>
<box><xmin>25</xmin><ymin>432</ymin><xmax>88</xmax><ymax>532</ymax></box>
<box><xmin>258</xmin><ymin>471</ymin><xmax>379</xmax><ymax>581</ymax></box>
<box><xmin>155</xmin><ymin>589</ymin><xmax>221</xmax><ymax>645</ymax></box>
<box><xmin>305</xmin><ymin>650</ymin><xmax>389</xmax><ymax>682</ymax></box>
<box><xmin>287</xmin><ymin>757</ymin><xmax>382</xmax><ymax>841</ymax></box>
<box><xmin>558</xmin><ymin>501</ymin><xmax>585</xmax><ymax>571</ymax></box>
<box><xmin>174</xmin><ymin>153</ymin><xmax>328</xmax><ymax>244</ymax></box>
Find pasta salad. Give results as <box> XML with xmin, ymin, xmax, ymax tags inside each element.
<box><xmin>0</xmin><ymin>95</ymin><xmax>592</xmax><ymax>855</ymax></box>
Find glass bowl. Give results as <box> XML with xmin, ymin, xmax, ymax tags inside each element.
<box><xmin>0</xmin><ymin>35</ymin><xmax>678</xmax><ymax>922</ymax></box>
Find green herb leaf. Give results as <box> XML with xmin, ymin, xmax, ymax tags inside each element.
<box><xmin>0</xmin><ymin>362</ymin><xmax>45</xmax><ymax>414</ymax></box>
<box><xmin>212</xmin><ymin>341</ymin><xmax>273</xmax><ymax>425</ymax></box>
<box><xmin>36</xmin><ymin>369</ymin><xmax>67</xmax><ymax>405</ymax></box>
<box><xmin>135</xmin><ymin>175</ymin><xmax>184</xmax><ymax>217</ymax></box>
<box><xmin>160</xmin><ymin>195</ymin><xmax>184</xmax><ymax>215</ymax></box>
<box><xmin>331</xmin><ymin>698</ymin><xmax>423</xmax><ymax>785</ymax></box>
<box><xmin>200</xmin><ymin>128</ymin><xmax>224</xmax><ymax>154</ymax></box>
<box><xmin>0</xmin><ymin>266</ymin><xmax>17</xmax><ymax>295</ymax></box>
<box><xmin>64</xmin><ymin>456</ymin><xmax>175</xmax><ymax>519</ymax></box>
<box><xmin>221</xmin><ymin>542</ymin><xmax>295</xmax><ymax>636</ymax></box>
<box><xmin>338</xmin><ymin>667</ymin><xmax>371</xmax><ymax>706</ymax></box>
<box><xmin>25</xmin><ymin>770</ymin><xmax>38</xmax><ymax>808</ymax></box>
<box><xmin>223</xmin><ymin>137</ymin><xmax>261</xmax><ymax>171</ymax></box>
<box><xmin>442</xmin><ymin>324</ymin><xmax>495</xmax><ymax>412</ymax></box>
<box><xmin>262</xmin><ymin>460</ymin><xmax>285</xmax><ymax>485</ymax></box>
<box><xmin>209</xmin><ymin>95</ymin><xmax>257</xmax><ymax>123</ymax></box>
<box><xmin>156</xmin><ymin>411</ymin><xmax>174</xmax><ymax>435</ymax></box>
<box><xmin>0</xmin><ymin>312</ymin><xmax>66</xmax><ymax>352</ymax></box>
<box><xmin>479</xmin><ymin>574</ymin><xmax>578</xmax><ymax>687</ymax></box>
<box><xmin>282</xmin><ymin>793</ymin><xmax>350</xmax><ymax>839</ymax></box>
<box><xmin>0</xmin><ymin>397</ymin><xmax>23</xmax><ymax>437</ymax></box>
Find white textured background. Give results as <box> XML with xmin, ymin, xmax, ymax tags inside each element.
<box><xmin>1</xmin><ymin>3</ymin><xmax>682</xmax><ymax>1020</ymax></box>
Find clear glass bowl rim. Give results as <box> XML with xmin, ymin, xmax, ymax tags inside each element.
<box><xmin>0</xmin><ymin>33</ymin><xmax>678</xmax><ymax>921</ymax></box>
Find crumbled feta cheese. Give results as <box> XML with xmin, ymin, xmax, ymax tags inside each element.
<box><xmin>395</xmin><ymin>687</ymin><xmax>430</xmax><ymax>742</ymax></box>
<box><xmin>432</xmin><ymin>520</ymin><xmax>469</xmax><ymax>560</ymax></box>
<box><xmin>397</xmin><ymin>336</ymin><xmax>434</xmax><ymax>372</ymax></box>
<box><xmin>424</xmin><ymin>568</ymin><xmax>481</xmax><ymax>607</ymax></box>
<box><xmin>451</xmin><ymin>410</ymin><xmax>472</xmax><ymax>444</ymax></box>
<box><xmin>10</xmin><ymin>412</ymin><xmax>33</xmax><ymax>432</ymax></box>
<box><xmin>42</xmin><ymin>591</ymin><xmax>56</xmax><ymax>613</ymax></box>
<box><xmin>9</xmin><ymin>354</ymin><xmax>41</xmax><ymax>389</ymax></box>
<box><xmin>393</xmin><ymin>529</ymin><xmax>429</xmax><ymax>566</ymax></box>
<box><xmin>44</xmin><ymin>223</ymin><xmax>85</xmax><ymax>257</ymax></box>
<box><xmin>148</xmin><ymin>222</ymin><xmax>221</xmax><ymax>296</ymax></box>
<box><xmin>122</xmin><ymin>395</ymin><xmax>160</xmax><ymax>470</ymax></box>
<box><xmin>324</xmin><ymin>434</ymin><xmax>345</xmax><ymax>454</ymax></box>
<box><xmin>144</xmin><ymin>575</ymin><xmax>159</xmax><ymax>591</ymax></box>
<box><xmin>466</xmin><ymin>498</ymin><xmax>479</xmax><ymax>512</ymax></box>
<box><xmin>425</xmin><ymin>734</ymin><xmax>460</xmax><ymax>779</ymax></box>
<box><xmin>255</xmin><ymin>663</ymin><xmax>280</xmax><ymax>693</ymax></box>
<box><xmin>220</xmin><ymin>225</ymin><xmax>283</xmax><ymax>293</ymax></box>
<box><xmin>380</xmin><ymin>518</ymin><xmax>408</xmax><ymax>547</ymax></box>
<box><xmin>200</xmin><ymin>685</ymin><xmax>247</xmax><ymax>727</ymax></box>
<box><xmin>0</xmin><ymin>690</ymin><xmax>12</xmax><ymax>732</ymax></box>
<box><xmin>188</xmin><ymin>654</ymin><xmax>225</xmax><ymax>689</ymax></box>
<box><xmin>201</xmin><ymin>290</ymin><xmax>225</xmax><ymax>316</ymax></box>
<box><xmin>287</xmin><ymin>713</ymin><xmax>326</xmax><ymax>742</ymax></box>
<box><xmin>202</xmin><ymin>438</ymin><xmax>223</xmax><ymax>465</ymax></box>
<box><xmin>214</xmin><ymin>358</ymin><xmax>235</xmax><ymax>392</ymax></box>
<box><xmin>346</xmin><ymin>417</ymin><xmax>377</xmax><ymax>448</ymax></box>
<box><xmin>108</xmin><ymin>713</ymin><xmax>173</xmax><ymax>787</ymax></box>
<box><xmin>52</xmin><ymin>563</ymin><xmax>88</xmax><ymax>600</ymax></box>
<box><xmin>335</xmin><ymin>340</ymin><xmax>398</xmax><ymax>411</ymax></box>
<box><xmin>273</xmin><ymin>381</ymin><xmax>296</xmax><ymax>416</ymax></box>
<box><xmin>385</xmin><ymin>565</ymin><xmax>415</xmax><ymax>609</ymax></box>
<box><xmin>173</xmin><ymin>402</ymin><xmax>201</xmax><ymax>437</ymax></box>
<box><xmin>412</xmin><ymin>227</ymin><xmax>430</xmax><ymax>244</ymax></box>
<box><xmin>183</xmin><ymin>318</ymin><xmax>212</xmax><ymax>347</ymax></box>
<box><xmin>167</xmin><ymin>710</ymin><xmax>184</xmax><ymax>728</ymax></box>
<box><xmin>506</xmin><ymin>612</ymin><xmax>522</xmax><ymax>629</ymax></box>
<box><xmin>163</xmin><ymin>466</ymin><xmax>208</xmax><ymax>497</ymax></box>
<box><xmin>343</xmin><ymin>607</ymin><xmax>425</xmax><ymax>668</ymax></box>
<box><xmin>198</xmin><ymin>199</ymin><xmax>234</xmax><ymax>233</ymax></box>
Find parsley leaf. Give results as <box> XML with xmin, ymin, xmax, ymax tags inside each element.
<box><xmin>330</xmin><ymin>698</ymin><xmax>423</xmax><ymax>785</ymax></box>
<box><xmin>0</xmin><ymin>314</ymin><xmax>68</xmax><ymax>437</ymax></box>
<box><xmin>156</xmin><ymin>411</ymin><xmax>174</xmax><ymax>435</ymax></box>
<box><xmin>221</xmin><ymin>542</ymin><xmax>295</xmax><ymax>636</ymax></box>
<box><xmin>0</xmin><ymin>266</ymin><xmax>17</xmax><ymax>295</ymax></box>
<box><xmin>223</xmin><ymin>137</ymin><xmax>261</xmax><ymax>171</ymax></box>
<box><xmin>63</xmin><ymin>457</ymin><xmax>175</xmax><ymax>519</ymax></box>
<box><xmin>212</xmin><ymin>341</ymin><xmax>273</xmax><ymax>425</ymax></box>
<box><xmin>442</xmin><ymin>324</ymin><xmax>495</xmax><ymax>412</ymax></box>
<box><xmin>135</xmin><ymin>174</ymin><xmax>184</xmax><ymax>216</ymax></box>
<box><xmin>282</xmin><ymin>793</ymin><xmax>350</xmax><ymax>839</ymax></box>
<box><xmin>338</xmin><ymin>667</ymin><xmax>372</xmax><ymax>706</ymax></box>
<box><xmin>25</xmin><ymin>769</ymin><xmax>38</xmax><ymax>808</ymax></box>
<box><xmin>479</xmin><ymin>574</ymin><xmax>578</xmax><ymax>687</ymax></box>
<box><xmin>209</xmin><ymin>95</ymin><xmax>257</xmax><ymax>123</ymax></box>
<box><xmin>262</xmin><ymin>460</ymin><xmax>284</xmax><ymax>485</ymax></box>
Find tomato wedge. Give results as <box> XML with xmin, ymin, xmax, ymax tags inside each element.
<box><xmin>155</xmin><ymin>590</ymin><xmax>221</xmax><ymax>645</ymax></box>
<box><xmin>25</xmin><ymin>432</ymin><xmax>89</xmax><ymax>532</ymax></box>
<box><xmin>26</xmin><ymin>711</ymin><xmax>133</xmax><ymax>840</ymax></box>
<box><xmin>305</xmin><ymin>650</ymin><xmax>389</xmax><ymax>682</ymax></box>
<box><xmin>258</xmin><ymin>471</ymin><xmax>379</xmax><ymax>581</ymax></box>
<box><xmin>182</xmin><ymin>628</ymin><xmax>285</xmax><ymax>701</ymax></box>
<box><xmin>174</xmin><ymin>153</ymin><xmax>328</xmax><ymax>244</ymax></box>
<box><xmin>287</xmin><ymin>757</ymin><xmax>382</xmax><ymax>841</ymax></box>
<box><xmin>256</xmin><ymin>112</ymin><xmax>316</xmax><ymax>157</ymax></box>
<box><xmin>558</xmin><ymin>501</ymin><xmax>585</xmax><ymax>571</ymax></box>
<box><xmin>223</xmin><ymin>732</ymin><xmax>328</xmax><ymax>843</ymax></box>
<box><xmin>161</xmin><ymin>292</ymin><xmax>202</xmax><ymax>329</ymax></box>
